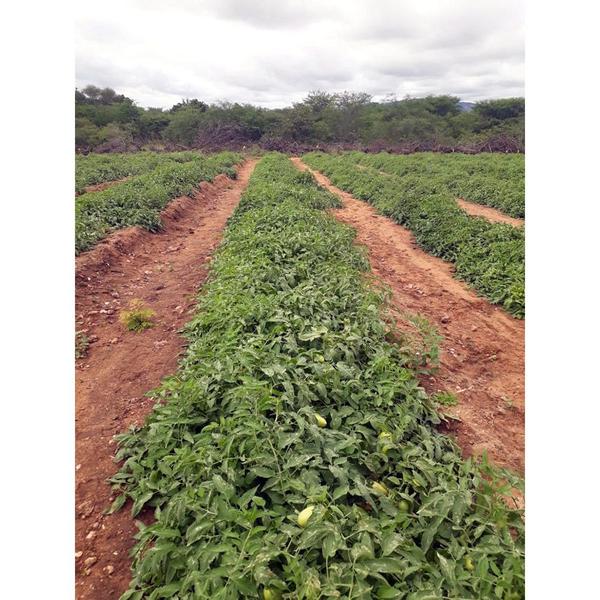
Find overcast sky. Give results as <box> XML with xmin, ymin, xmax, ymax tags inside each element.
<box><xmin>76</xmin><ymin>0</ymin><xmax>524</xmax><ymax>109</ymax></box>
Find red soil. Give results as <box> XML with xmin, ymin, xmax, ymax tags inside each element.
<box><xmin>74</xmin><ymin>159</ymin><xmax>257</xmax><ymax>599</ymax></box>
<box><xmin>455</xmin><ymin>197</ymin><xmax>524</xmax><ymax>227</ymax></box>
<box><xmin>293</xmin><ymin>157</ymin><xmax>524</xmax><ymax>474</ymax></box>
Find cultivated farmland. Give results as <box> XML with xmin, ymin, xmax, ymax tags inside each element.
<box><xmin>75</xmin><ymin>151</ymin><xmax>242</xmax><ymax>253</ymax></box>
<box><xmin>75</xmin><ymin>150</ymin><xmax>525</xmax><ymax>600</ymax></box>
<box><xmin>303</xmin><ymin>152</ymin><xmax>525</xmax><ymax>318</ymax></box>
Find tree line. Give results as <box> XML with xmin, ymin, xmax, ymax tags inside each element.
<box><xmin>76</xmin><ymin>85</ymin><xmax>524</xmax><ymax>153</ymax></box>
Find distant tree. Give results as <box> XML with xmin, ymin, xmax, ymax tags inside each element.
<box><xmin>77</xmin><ymin>85</ymin><xmax>134</xmax><ymax>106</ymax></box>
<box><xmin>277</xmin><ymin>105</ymin><xmax>317</xmax><ymax>142</ymax></box>
<box><xmin>425</xmin><ymin>95</ymin><xmax>461</xmax><ymax>117</ymax></box>
<box><xmin>75</xmin><ymin>89</ymin><xmax>87</xmax><ymax>104</ymax></box>
<box><xmin>302</xmin><ymin>91</ymin><xmax>336</xmax><ymax>114</ymax></box>
<box><xmin>99</xmin><ymin>87</ymin><xmax>117</xmax><ymax>104</ymax></box>
<box><xmin>138</xmin><ymin>108</ymin><xmax>171</xmax><ymax>139</ymax></box>
<box><xmin>112</xmin><ymin>102</ymin><xmax>141</xmax><ymax>124</ymax></box>
<box><xmin>82</xmin><ymin>85</ymin><xmax>102</xmax><ymax>103</ymax></box>
<box><xmin>75</xmin><ymin>117</ymin><xmax>101</xmax><ymax>148</ymax></box>
<box><xmin>475</xmin><ymin>98</ymin><xmax>525</xmax><ymax>120</ymax></box>
<box><xmin>170</xmin><ymin>99</ymin><xmax>208</xmax><ymax>113</ymax></box>
<box><xmin>163</xmin><ymin>107</ymin><xmax>206</xmax><ymax>145</ymax></box>
<box><xmin>331</xmin><ymin>91</ymin><xmax>372</xmax><ymax>141</ymax></box>
<box><xmin>75</xmin><ymin>83</ymin><xmax>524</xmax><ymax>152</ymax></box>
<box><xmin>334</xmin><ymin>91</ymin><xmax>372</xmax><ymax>109</ymax></box>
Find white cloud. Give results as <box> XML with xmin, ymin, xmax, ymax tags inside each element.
<box><xmin>76</xmin><ymin>0</ymin><xmax>524</xmax><ymax>109</ymax></box>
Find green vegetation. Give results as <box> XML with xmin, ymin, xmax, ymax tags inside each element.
<box><xmin>110</xmin><ymin>154</ymin><xmax>524</xmax><ymax>599</ymax></box>
<box><xmin>75</xmin><ymin>150</ymin><xmax>204</xmax><ymax>194</ymax></box>
<box><xmin>76</xmin><ymin>85</ymin><xmax>524</xmax><ymax>152</ymax></box>
<box><xmin>432</xmin><ymin>392</ymin><xmax>459</xmax><ymax>407</ymax></box>
<box><xmin>75</xmin><ymin>331</ymin><xmax>89</xmax><ymax>359</ymax></box>
<box><xmin>119</xmin><ymin>300</ymin><xmax>156</xmax><ymax>332</ymax></box>
<box><xmin>75</xmin><ymin>151</ymin><xmax>242</xmax><ymax>253</ymax></box>
<box><xmin>349</xmin><ymin>152</ymin><xmax>524</xmax><ymax>218</ymax></box>
<box><xmin>303</xmin><ymin>152</ymin><xmax>525</xmax><ymax>318</ymax></box>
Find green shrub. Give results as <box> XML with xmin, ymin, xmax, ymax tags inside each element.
<box><xmin>119</xmin><ymin>299</ymin><xmax>155</xmax><ymax>332</ymax></box>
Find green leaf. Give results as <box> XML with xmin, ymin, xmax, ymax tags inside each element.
<box><xmin>357</xmin><ymin>557</ymin><xmax>404</xmax><ymax>574</ymax></box>
<box><xmin>332</xmin><ymin>484</ymin><xmax>349</xmax><ymax>500</ymax></box>
<box><xmin>252</xmin><ymin>467</ymin><xmax>276</xmax><ymax>478</ymax></box>
<box><xmin>436</xmin><ymin>552</ymin><xmax>457</xmax><ymax>589</ymax></box>
<box><xmin>322</xmin><ymin>530</ymin><xmax>344</xmax><ymax>559</ymax></box>
<box><xmin>421</xmin><ymin>517</ymin><xmax>444</xmax><ymax>553</ymax></box>
<box><xmin>186</xmin><ymin>520</ymin><xmax>212</xmax><ymax>545</ymax></box>
<box><xmin>376</xmin><ymin>585</ymin><xmax>403</xmax><ymax>599</ymax></box>
<box><xmin>131</xmin><ymin>491</ymin><xmax>153</xmax><ymax>516</ymax></box>
<box><xmin>107</xmin><ymin>494</ymin><xmax>127</xmax><ymax>514</ymax></box>
<box><xmin>233</xmin><ymin>577</ymin><xmax>257</xmax><ymax>595</ymax></box>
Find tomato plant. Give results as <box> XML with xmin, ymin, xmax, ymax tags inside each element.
<box><xmin>110</xmin><ymin>154</ymin><xmax>524</xmax><ymax>599</ymax></box>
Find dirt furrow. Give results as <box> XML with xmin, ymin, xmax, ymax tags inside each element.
<box><xmin>455</xmin><ymin>197</ymin><xmax>524</xmax><ymax>227</ymax></box>
<box><xmin>75</xmin><ymin>159</ymin><xmax>257</xmax><ymax>600</ymax></box>
<box><xmin>78</xmin><ymin>177</ymin><xmax>131</xmax><ymax>196</ymax></box>
<box><xmin>293</xmin><ymin>157</ymin><xmax>524</xmax><ymax>474</ymax></box>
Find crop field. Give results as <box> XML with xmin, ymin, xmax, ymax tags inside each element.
<box><xmin>75</xmin><ymin>151</ymin><xmax>242</xmax><ymax>253</ymax></box>
<box><xmin>75</xmin><ymin>151</ymin><xmax>525</xmax><ymax>599</ymax></box>
<box><xmin>303</xmin><ymin>152</ymin><xmax>525</xmax><ymax>317</ymax></box>
<box><xmin>75</xmin><ymin>151</ymin><xmax>213</xmax><ymax>195</ymax></box>
<box><xmin>348</xmin><ymin>152</ymin><xmax>524</xmax><ymax>219</ymax></box>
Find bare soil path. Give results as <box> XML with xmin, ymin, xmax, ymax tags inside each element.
<box><xmin>455</xmin><ymin>197</ymin><xmax>524</xmax><ymax>227</ymax></box>
<box><xmin>293</xmin><ymin>157</ymin><xmax>524</xmax><ymax>474</ymax></box>
<box><xmin>75</xmin><ymin>159</ymin><xmax>257</xmax><ymax>600</ymax></box>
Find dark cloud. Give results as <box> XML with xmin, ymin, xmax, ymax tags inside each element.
<box><xmin>76</xmin><ymin>0</ymin><xmax>524</xmax><ymax>108</ymax></box>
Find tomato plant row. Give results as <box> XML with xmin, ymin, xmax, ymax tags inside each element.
<box><xmin>75</xmin><ymin>151</ymin><xmax>208</xmax><ymax>195</ymax></box>
<box><xmin>303</xmin><ymin>152</ymin><xmax>525</xmax><ymax>318</ymax></box>
<box><xmin>110</xmin><ymin>154</ymin><xmax>524</xmax><ymax>599</ymax></box>
<box><xmin>346</xmin><ymin>152</ymin><xmax>524</xmax><ymax>219</ymax></box>
<box><xmin>75</xmin><ymin>152</ymin><xmax>242</xmax><ymax>253</ymax></box>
